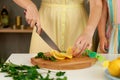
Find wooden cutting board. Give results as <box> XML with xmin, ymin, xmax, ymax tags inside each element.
<box><xmin>31</xmin><ymin>56</ymin><xmax>97</xmax><ymax>70</ymax></box>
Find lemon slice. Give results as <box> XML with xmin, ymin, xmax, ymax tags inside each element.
<box><xmin>66</xmin><ymin>47</ymin><xmax>73</xmax><ymax>54</ymax></box>
<box><xmin>53</xmin><ymin>54</ymin><xmax>65</xmax><ymax>60</ymax></box>
<box><xmin>60</xmin><ymin>52</ymin><xmax>72</xmax><ymax>59</ymax></box>
<box><xmin>50</xmin><ymin>50</ymin><xmax>65</xmax><ymax>60</ymax></box>
<box><xmin>50</xmin><ymin>48</ymin><xmax>73</xmax><ymax>60</ymax></box>
<box><xmin>65</xmin><ymin>47</ymin><xmax>73</xmax><ymax>58</ymax></box>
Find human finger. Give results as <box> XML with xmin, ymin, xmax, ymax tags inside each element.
<box><xmin>27</xmin><ymin>19</ymin><xmax>32</xmax><ymax>25</ymax></box>
<box><xmin>87</xmin><ymin>43</ymin><xmax>92</xmax><ymax>50</ymax></box>
<box><xmin>74</xmin><ymin>41</ymin><xmax>85</xmax><ymax>56</ymax></box>
<box><xmin>30</xmin><ymin>20</ymin><xmax>36</xmax><ymax>27</ymax></box>
<box><xmin>79</xmin><ymin>42</ymin><xmax>88</xmax><ymax>55</ymax></box>
<box><xmin>35</xmin><ymin>22</ymin><xmax>41</xmax><ymax>34</ymax></box>
<box><xmin>100</xmin><ymin>43</ymin><xmax>107</xmax><ymax>53</ymax></box>
<box><xmin>72</xmin><ymin>40</ymin><xmax>80</xmax><ymax>56</ymax></box>
<box><xmin>72</xmin><ymin>44</ymin><xmax>81</xmax><ymax>56</ymax></box>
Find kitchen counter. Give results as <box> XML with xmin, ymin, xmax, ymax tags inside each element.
<box><xmin>0</xmin><ymin>54</ymin><xmax>120</xmax><ymax>80</ymax></box>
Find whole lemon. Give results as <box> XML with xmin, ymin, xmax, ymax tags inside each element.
<box><xmin>108</xmin><ymin>58</ymin><xmax>120</xmax><ymax>77</ymax></box>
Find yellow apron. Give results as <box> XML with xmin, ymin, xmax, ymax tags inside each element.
<box><xmin>29</xmin><ymin>0</ymin><xmax>88</xmax><ymax>53</ymax></box>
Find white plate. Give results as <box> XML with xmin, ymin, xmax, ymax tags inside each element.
<box><xmin>104</xmin><ymin>69</ymin><xmax>120</xmax><ymax>80</ymax></box>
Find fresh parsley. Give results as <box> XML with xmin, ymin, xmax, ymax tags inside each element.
<box><xmin>56</xmin><ymin>71</ymin><xmax>65</xmax><ymax>76</ymax></box>
<box><xmin>0</xmin><ymin>61</ymin><xmax>67</xmax><ymax>80</ymax></box>
<box><xmin>35</xmin><ymin>52</ymin><xmax>56</xmax><ymax>61</ymax></box>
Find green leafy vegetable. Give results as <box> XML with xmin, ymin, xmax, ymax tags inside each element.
<box><xmin>83</xmin><ymin>49</ymin><xmax>106</xmax><ymax>62</ymax></box>
<box><xmin>0</xmin><ymin>58</ymin><xmax>5</xmax><ymax>68</ymax></box>
<box><xmin>0</xmin><ymin>61</ymin><xmax>67</xmax><ymax>80</ymax></box>
<box><xmin>56</xmin><ymin>71</ymin><xmax>65</xmax><ymax>76</ymax></box>
<box><xmin>56</xmin><ymin>76</ymin><xmax>67</xmax><ymax>80</ymax></box>
<box><xmin>35</xmin><ymin>52</ymin><xmax>56</xmax><ymax>61</ymax></box>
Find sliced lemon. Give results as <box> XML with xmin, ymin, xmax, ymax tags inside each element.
<box><xmin>64</xmin><ymin>47</ymin><xmax>73</xmax><ymax>59</ymax></box>
<box><xmin>66</xmin><ymin>47</ymin><xmax>73</xmax><ymax>55</ymax></box>
<box><xmin>59</xmin><ymin>52</ymin><xmax>72</xmax><ymax>59</ymax></box>
<box><xmin>50</xmin><ymin>50</ymin><xmax>65</xmax><ymax>60</ymax></box>
<box><xmin>53</xmin><ymin>54</ymin><xmax>65</xmax><ymax>60</ymax></box>
<box><xmin>50</xmin><ymin>48</ymin><xmax>73</xmax><ymax>60</ymax></box>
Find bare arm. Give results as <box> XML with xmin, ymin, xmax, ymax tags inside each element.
<box><xmin>13</xmin><ymin>0</ymin><xmax>33</xmax><ymax>9</ymax></box>
<box><xmin>98</xmin><ymin>0</ymin><xmax>108</xmax><ymax>53</ymax></box>
<box><xmin>98</xmin><ymin>0</ymin><xmax>108</xmax><ymax>40</ymax></box>
<box><xmin>73</xmin><ymin>0</ymin><xmax>103</xmax><ymax>56</ymax></box>
<box><xmin>84</xmin><ymin>0</ymin><xmax>103</xmax><ymax>36</ymax></box>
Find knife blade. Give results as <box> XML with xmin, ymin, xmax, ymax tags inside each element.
<box><xmin>24</xmin><ymin>10</ymin><xmax>61</xmax><ymax>52</ymax></box>
<box><xmin>36</xmin><ymin>25</ymin><xmax>61</xmax><ymax>52</ymax></box>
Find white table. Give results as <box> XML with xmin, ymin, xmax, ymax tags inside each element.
<box><xmin>0</xmin><ymin>54</ymin><xmax>120</xmax><ymax>80</ymax></box>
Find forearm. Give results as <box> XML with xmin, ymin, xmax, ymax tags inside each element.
<box><xmin>13</xmin><ymin>0</ymin><xmax>34</xmax><ymax>9</ymax></box>
<box><xmin>98</xmin><ymin>0</ymin><xmax>108</xmax><ymax>39</ymax></box>
<box><xmin>84</xmin><ymin>0</ymin><xmax>102</xmax><ymax>36</ymax></box>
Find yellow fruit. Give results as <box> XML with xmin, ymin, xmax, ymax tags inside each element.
<box><xmin>53</xmin><ymin>53</ymin><xmax>65</xmax><ymax>60</ymax></box>
<box><xmin>50</xmin><ymin>50</ymin><xmax>65</xmax><ymax>60</ymax></box>
<box><xmin>65</xmin><ymin>47</ymin><xmax>73</xmax><ymax>58</ymax></box>
<box><xmin>62</xmin><ymin>53</ymin><xmax>72</xmax><ymax>59</ymax></box>
<box><xmin>108</xmin><ymin>59</ymin><xmax>120</xmax><ymax>77</ymax></box>
<box><xmin>50</xmin><ymin>48</ymin><xmax>73</xmax><ymax>60</ymax></box>
<box><xmin>66</xmin><ymin>47</ymin><xmax>73</xmax><ymax>54</ymax></box>
<box><xmin>102</xmin><ymin>60</ymin><xmax>110</xmax><ymax>68</ymax></box>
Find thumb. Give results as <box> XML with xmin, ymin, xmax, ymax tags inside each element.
<box><xmin>35</xmin><ymin>22</ymin><xmax>41</xmax><ymax>34</ymax></box>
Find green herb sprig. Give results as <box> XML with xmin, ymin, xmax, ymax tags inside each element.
<box><xmin>35</xmin><ymin>52</ymin><xmax>56</xmax><ymax>61</ymax></box>
<box><xmin>0</xmin><ymin>58</ymin><xmax>5</xmax><ymax>68</ymax></box>
<box><xmin>0</xmin><ymin>61</ymin><xmax>67</xmax><ymax>80</ymax></box>
<box><xmin>82</xmin><ymin>49</ymin><xmax>106</xmax><ymax>62</ymax></box>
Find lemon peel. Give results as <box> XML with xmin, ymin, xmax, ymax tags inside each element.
<box><xmin>50</xmin><ymin>48</ymin><xmax>73</xmax><ymax>60</ymax></box>
<box><xmin>108</xmin><ymin>59</ymin><xmax>120</xmax><ymax>77</ymax></box>
<box><xmin>50</xmin><ymin>50</ymin><xmax>65</xmax><ymax>60</ymax></box>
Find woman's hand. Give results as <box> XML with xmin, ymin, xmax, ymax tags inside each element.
<box><xmin>13</xmin><ymin>0</ymin><xmax>41</xmax><ymax>34</ymax></box>
<box><xmin>99</xmin><ymin>36</ymin><xmax>108</xmax><ymax>53</ymax></box>
<box><xmin>25</xmin><ymin>4</ymin><xmax>41</xmax><ymax>34</ymax></box>
<box><xmin>72</xmin><ymin>31</ymin><xmax>92</xmax><ymax>57</ymax></box>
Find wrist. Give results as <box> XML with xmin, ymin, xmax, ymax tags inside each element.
<box><xmin>98</xmin><ymin>32</ymin><xmax>106</xmax><ymax>40</ymax></box>
<box><xmin>25</xmin><ymin>1</ymin><xmax>36</xmax><ymax>10</ymax></box>
<box><xmin>99</xmin><ymin>35</ymin><xmax>106</xmax><ymax>40</ymax></box>
<box><xmin>84</xmin><ymin>26</ymin><xmax>95</xmax><ymax>37</ymax></box>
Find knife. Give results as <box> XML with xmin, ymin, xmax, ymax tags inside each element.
<box><xmin>36</xmin><ymin>25</ymin><xmax>61</xmax><ymax>52</ymax></box>
<box><xmin>24</xmin><ymin>10</ymin><xmax>60</xmax><ymax>52</ymax></box>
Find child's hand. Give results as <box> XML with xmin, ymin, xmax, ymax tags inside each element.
<box><xmin>99</xmin><ymin>37</ymin><xmax>108</xmax><ymax>53</ymax></box>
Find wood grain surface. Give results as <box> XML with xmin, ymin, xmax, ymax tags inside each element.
<box><xmin>31</xmin><ymin>56</ymin><xmax>97</xmax><ymax>70</ymax></box>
